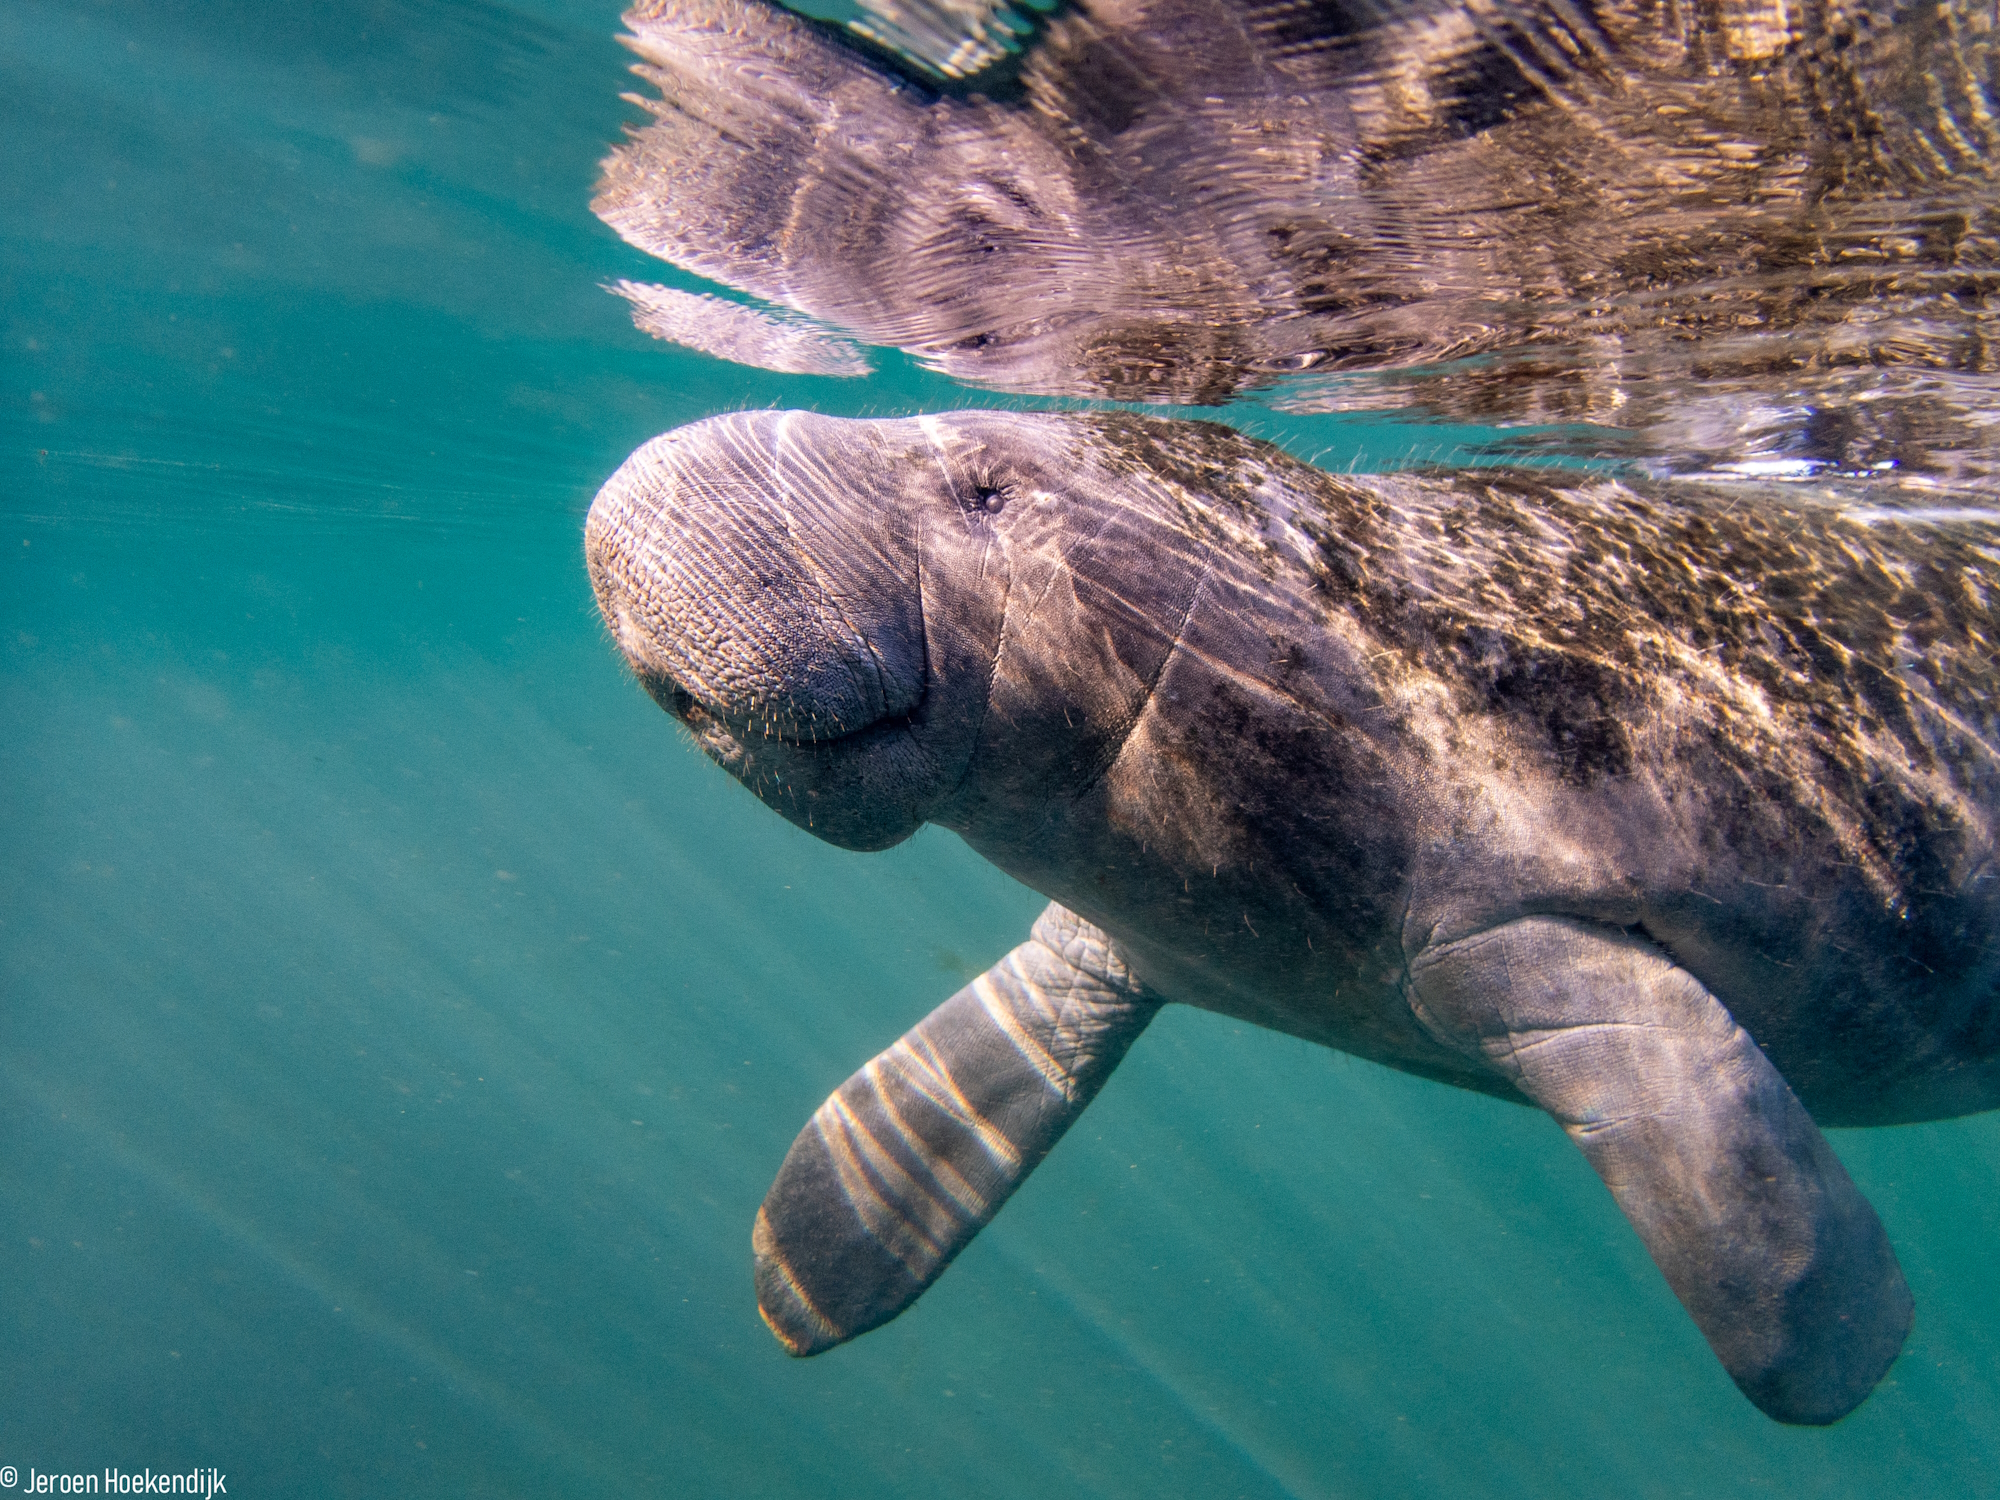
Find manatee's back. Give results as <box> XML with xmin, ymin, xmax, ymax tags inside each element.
<box><xmin>1277</xmin><ymin>460</ymin><xmax>2000</xmax><ymax>1120</ymax></box>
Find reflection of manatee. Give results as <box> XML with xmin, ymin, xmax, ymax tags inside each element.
<box><xmin>594</xmin><ymin>0</ymin><xmax>1996</xmax><ymax>476</ymax></box>
<box><xmin>587</xmin><ymin>408</ymin><xmax>2000</xmax><ymax>1425</ymax></box>
<box><xmin>606</xmin><ymin>279</ymin><xmax>872</xmax><ymax>376</ymax></box>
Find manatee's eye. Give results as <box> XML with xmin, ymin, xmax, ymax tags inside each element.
<box><xmin>964</xmin><ymin>481</ymin><xmax>1010</xmax><ymax>515</ymax></box>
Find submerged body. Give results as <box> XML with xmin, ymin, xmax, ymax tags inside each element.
<box><xmin>586</xmin><ymin>409</ymin><xmax>1999</xmax><ymax>1422</ymax></box>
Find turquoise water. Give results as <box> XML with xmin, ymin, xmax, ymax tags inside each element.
<box><xmin>4</xmin><ymin>2</ymin><xmax>1997</xmax><ymax>1495</ymax></box>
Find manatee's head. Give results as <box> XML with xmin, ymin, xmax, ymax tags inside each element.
<box><xmin>587</xmin><ymin>411</ymin><xmax>1152</xmax><ymax>851</ymax></box>
<box><xmin>587</xmin><ymin>409</ymin><xmax>1222</xmax><ymax>854</ymax></box>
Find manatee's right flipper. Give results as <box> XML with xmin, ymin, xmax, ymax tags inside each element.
<box><xmin>1408</xmin><ymin>916</ymin><xmax>1913</xmax><ymax>1425</ymax></box>
<box><xmin>754</xmin><ymin>902</ymin><xmax>1159</xmax><ymax>1355</ymax></box>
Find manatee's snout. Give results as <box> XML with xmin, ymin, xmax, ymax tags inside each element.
<box><xmin>585</xmin><ymin>412</ymin><xmax>926</xmax><ymax>745</ymax></box>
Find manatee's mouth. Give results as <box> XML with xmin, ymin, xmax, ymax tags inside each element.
<box><xmin>636</xmin><ymin>655</ymin><xmax>923</xmax><ymax>752</ymax></box>
<box><xmin>643</xmin><ymin>672</ymin><xmax>701</xmax><ymax>724</ymax></box>
<box><xmin>652</xmin><ymin>680</ymin><xmax>700</xmax><ymax>724</ymax></box>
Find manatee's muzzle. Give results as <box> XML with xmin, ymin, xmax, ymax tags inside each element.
<box><xmin>584</xmin><ymin>413</ymin><xmax>927</xmax><ymax>746</ymax></box>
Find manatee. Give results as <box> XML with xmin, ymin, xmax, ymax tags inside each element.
<box><xmin>594</xmin><ymin>0</ymin><xmax>1998</xmax><ymax>480</ymax></box>
<box><xmin>585</xmin><ymin>407</ymin><xmax>2000</xmax><ymax>1424</ymax></box>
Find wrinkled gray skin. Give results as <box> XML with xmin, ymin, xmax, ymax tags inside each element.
<box><xmin>587</xmin><ymin>409</ymin><xmax>1999</xmax><ymax>1424</ymax></box>
<box><xmin>596</xmin><ymin>0</ymin><xmax>1998</xmax><ymax>479</ymax></box>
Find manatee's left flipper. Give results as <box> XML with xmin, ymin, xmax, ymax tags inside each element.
<box><xmin>1407</xmin><ymin>916</ymin><xmax>1913</xmax><ymax>1425</ymax></box>
<box><xmin>754</xmin><ymin>902</ymin><xmax>1160</xmax><ymax>1355</ymax></box>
